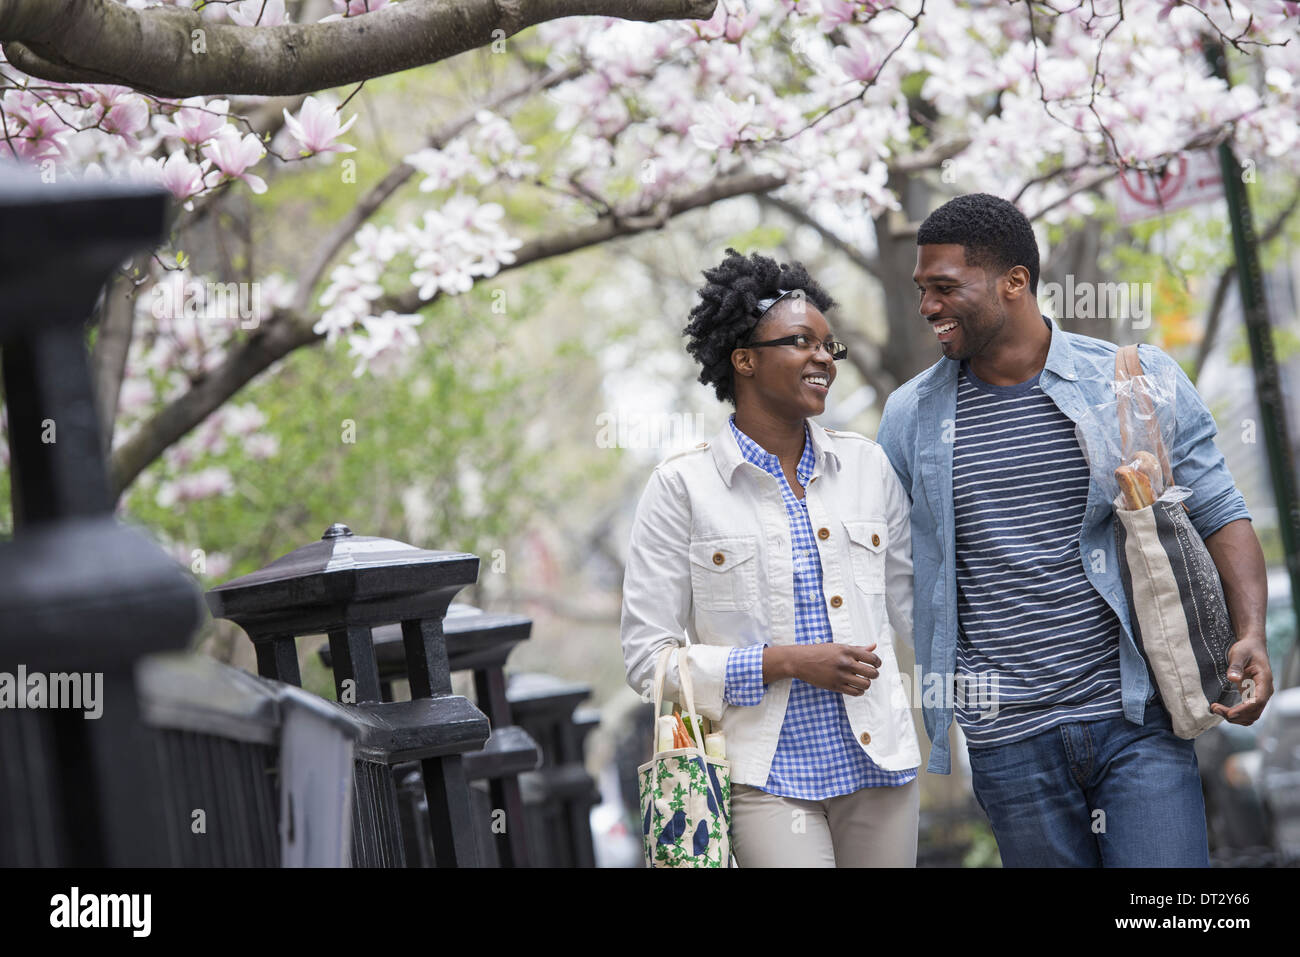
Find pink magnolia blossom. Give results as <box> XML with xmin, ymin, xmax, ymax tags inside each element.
<box><xmin>351</xmin><ymin>223</ymin><xmax>403</xmax><ymax>264</ymax></box>
<box><xmin>117</xmin><ymin>379</ymin><xmax>154</xmax><ymax>417</ymax></box>
<box><xmin>155</xmin><ymin>467</ymin><xmax>236</xmax><ymax>508</ymax></box>
<box><xmin>99</xmin><ymin>92</ymin><xmax>151</xmax><ymax>147</ymax></box>
<box><xmin>222</xmin><ymin>404</ymin><xmax>269</xmax><ymax>437</ymax></box>
<box><xmin>330</xmin><ymin>0</ymin><xmax>391</xmax><ymax>17</ymax></box>
<box><xmin>689</xmin><ymin>92</ymin><xmax>770</xmax><ymax>152</ymax></box>
<box><xmin>694</xmin><ymin>3</ymin><xmax>728</xmax><ymax>39</ymax></box>
<box><xmin>155</xmin><ymin>150</ymin><xmax>211</xmax><ymax>207</ymax></box>
<box><xmin>245</xmin><ymin>434</ymin><xmax>280</xmax><ymax>460</ymax></box>
<box><xmin>316</xmin><ymin>261</ymin><xmax>383</xmax><ymax>343</ymax></box>
<box><xmin>2</xmin><ymin>92</ymin><xmax>72</xmax><ymax>161</ymax></box>
<box><xmin>4</xmin><ymin>88</ymin><xmax>56</xmax><ymax>127</ymax></box>
<box><xmin>694</xmin><ymin>2</ymin><xmax>759</xmax><ymax>42</ymax></box>
<box><xmin>282</xmin><ymin>95</ymin><xmax>358</xmax><ymax>156</ymax></box>
<box><xmin>155</xmin><ymin>96</ymin><xmax>230</xmax><ymax>145</ymax></box>
<box><xmin>77</xmin><ymin>84</ymin><xmax>132</xmax><ymax>118</ymax></box>
<box><xmin>835</xmin><ymin>28</ymin><xmax>880</xmax><ymax>83</ymax></box>
<box><xmin>9</xmin><ymin>112</ymin><xmax>67</xmax><ymax>161</ymax></box>
<box><xmin>818</xmin><ymin>0</ymin><xmax>859</xmax><ymax>33</ymax></box>
<box><xmin>230</xmin><ymin>0</ymin><xmax>289</xmax><ymax>26</ymax></box>
<box><xmin>725</xmin><ymin>7</ymin><xmax>760</xmax><ymax>41</ymax></box>
<box><xmin>411</xmin><ymin>253</ymin><xmax>469</xmax><ymax>298</ymax></box>
<box><xmin>201</xmin><ymin>126</ymin><xmax>268</xmax><ymax>193</ymax></box>
<box><xmin>406</xmin><ymin>139</ymin><xmax>479</xmax><ymax>193</ymax></box>
<box><xmin>346</xmin><ymin>311</ymin><xmax>424</xmax><ymax>377</ymax></box>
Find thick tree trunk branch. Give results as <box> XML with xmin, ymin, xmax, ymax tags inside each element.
<box><xmin>0</xmin><ymin>0</ymin><xmax>716</xmax><ymax>97</ymax></box>
<box><xmin>108</xmin><ymin>167</ymin><xmax>785</xmax><ymax>496</ymax></box>
<box><xmin>91</xmin><ymin>258</ymin><xmax>144</xmax><ymax>452</ymax></box>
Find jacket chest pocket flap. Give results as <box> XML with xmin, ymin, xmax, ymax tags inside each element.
<box><xmin>844</xmin><ymin>520</ymin><xmax>888</xmax><ymax>594</ymax></box>
<box><xmin>688</xmin><ymin>537</ymin><xmax>759</xmax><ymax>612</ymax></box>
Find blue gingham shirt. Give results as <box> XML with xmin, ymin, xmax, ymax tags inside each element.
<box><xmin>723</xmin><ymin>414</ymin><xmax>917</xmax><ymax>799</ymax></box>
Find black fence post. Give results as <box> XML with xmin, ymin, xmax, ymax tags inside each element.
<box><xmin>206</xmin><ymin>523</ymin><xmax>490</xmax><ymax>867</ymax></box>
<box><xmin>0</xmin><ymin>164</ymin><xmax>203</xmax><ymax>866</ymax></box>
<box><xmin>509</xmin><ymin>674</ymin><xmax>600</xmax><ymax>867</ymax></box>
<box><xmin>319</xmin><ymin>604</ymin><xmax>544</xmax><ymax>866</ymax></box>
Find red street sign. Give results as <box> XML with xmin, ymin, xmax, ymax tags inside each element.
<box><xmin>1115</xmin><ymin>150</ymin><xmax>1224</xmax><ymax>225</ymax></box>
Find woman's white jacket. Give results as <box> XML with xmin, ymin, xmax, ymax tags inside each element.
<box><xmin>620</xmin><ymin>417</ymin><xmax>921</xmax><ymax>787</ymax></box>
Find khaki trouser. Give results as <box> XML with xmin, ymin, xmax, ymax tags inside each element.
<box><xmin>730</xmin><ymin>780</ymin><xmax>919</xmax><ymax>867</ymax></box>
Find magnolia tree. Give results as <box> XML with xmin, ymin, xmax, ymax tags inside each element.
<box><xmin>0</xmin><ymin>0</ymin><xmax>1297</xmax><ymax>527</ymax></box>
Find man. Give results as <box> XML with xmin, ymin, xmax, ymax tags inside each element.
<box><xmin>875</xmin><ymin>192</ymin><xmax>1273</xmax><ymax>867</ymax></box>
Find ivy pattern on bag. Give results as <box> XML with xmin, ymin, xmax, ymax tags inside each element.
<box><xmin>639</xmin><ymin>753</ymin><xmax>730</xmax><ymax>868</ymax></box>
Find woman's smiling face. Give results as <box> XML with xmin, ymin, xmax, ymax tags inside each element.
<box><xmin>731</xmin><ymin>298</ymin><xmax>837</xmax><ymax>418</ymax></box>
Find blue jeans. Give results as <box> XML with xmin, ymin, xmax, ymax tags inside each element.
<box><xmin>966</xmin><ymin>700</ymin><xmax>1209</xmax><ymax>867</ymax></box>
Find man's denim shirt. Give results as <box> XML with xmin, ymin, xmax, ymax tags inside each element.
<box><xmin>875</xmin><ymin>316</ymin><xmax>1252</xmax><ymax>774</ymax></box>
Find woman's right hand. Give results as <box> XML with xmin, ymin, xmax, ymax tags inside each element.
<box><xmin>763</xmin><ymin>643</ymin><xmax>881</xmax><ymax>695</ymax></box>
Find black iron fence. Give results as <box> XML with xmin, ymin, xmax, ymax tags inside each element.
<box><xmin>0</xmin><ymin>163</ymin><xmax>599</xmax><ymax>868</ymax></box>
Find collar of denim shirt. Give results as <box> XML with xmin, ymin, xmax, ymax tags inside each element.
<box><xmin>916</xmin><ymin>314</ymin><xmax>1079</xmax><ymax>395</ymax></box>
<box><xmin>710</xmin><ymin>414</ymin><xmax>840</xmax><ymax>488</ymax></box>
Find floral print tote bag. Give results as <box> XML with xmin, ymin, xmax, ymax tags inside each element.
<box><xmin>638</xmin><ymin>645</ymin><xmax>731</xmax><ymax>868</ymax></box>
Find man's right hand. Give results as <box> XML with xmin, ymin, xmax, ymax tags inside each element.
<box><xmin>763</xmin><ymin>643</ymin><xmax>881</xmax><ymax>695</ymax></box>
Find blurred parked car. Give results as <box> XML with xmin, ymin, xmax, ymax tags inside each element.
<box><xmin>1196</xmin><ymin>567</ymin><xmax>1299</xmax><ymax>865</ymax></box>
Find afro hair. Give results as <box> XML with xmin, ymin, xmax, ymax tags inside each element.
<box><xmin>682</xmin><ymin>248</ymin><xmax>835</xmax><ymax>405</ymax></box>
<box><xmin>916</xmin><ymin>193</ymin><xmax>1040</xmax><ymax>294</ymax></box>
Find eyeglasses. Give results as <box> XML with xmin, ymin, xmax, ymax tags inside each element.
<box><xmin>741</xmin><ymin>333</ymin><xmax>848</xmax><ymax>360</ymax></box>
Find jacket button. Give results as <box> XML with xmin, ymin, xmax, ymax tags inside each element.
<box><xmin>712</xmin><ymin>552</ymin><xmax>725</xmax><ymax>565</ymax></box>
<box><xmin>830</xmin><ymin>595</ymin><xmax>843</xmax><ymax>608</ymax></box>
<box><xmin>871</xmin><ymin>533</ymin><xmax>880</xmax><ymax>546</ymax></box>
<box><xmin>817</xmin><ymin>527</ymin><xmax>830</xmax><ymax>539</ymax></box>
<box><xmin>696</xmin><ymin>442</ymin><xmax>708</xmax><ymax>449</ymax></box>
<box><xmin>859</xmin><ymin>731</ymin><xmax>871</xmax><ymax>746</ymax></box>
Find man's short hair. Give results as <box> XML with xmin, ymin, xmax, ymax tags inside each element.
<box><xmin>916</xmin><ymin>193</ymin><xmax>1040</xmax><ymax>294</ymax></box>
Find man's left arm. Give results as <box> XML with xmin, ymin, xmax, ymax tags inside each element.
<box><xmin>1203</xmin><ymin>519</ymin><xmax>1272</xmax><ymax>722</ymax></box>
<box><xmin>1158</xmin><ymin>346</ymin><xmax>1274</xmax><ymax>723</ymax></box>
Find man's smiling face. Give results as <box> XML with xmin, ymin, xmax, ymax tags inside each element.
<box><xmin>913</xmin><ymin>243</ymin><xmax>1010</xmax><ymax>362</ymax></box>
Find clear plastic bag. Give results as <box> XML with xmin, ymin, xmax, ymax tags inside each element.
<box><xmin>1074</xmin><ymin>358</ymin><xmax>1192</xmax><ymax>511</ymax></box>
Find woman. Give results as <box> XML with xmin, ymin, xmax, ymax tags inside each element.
<box><xmin>620</xmin><ymin>248</ymin><xmax>921</xmax><ymax>867</ymax></box>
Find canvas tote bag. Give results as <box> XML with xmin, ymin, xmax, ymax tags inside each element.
<box><xmin>1111</xmin><ymin>344</ymin><xmax>1238</xmax><ymax>737</ymax></box>
<box><xmin>637</xmin><ymin>645</ymin><xmax>731</xmax><ymax>868</ymax></box>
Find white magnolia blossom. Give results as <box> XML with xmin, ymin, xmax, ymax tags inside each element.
<box><xmin>315</xmin><ymin>261</ymin><xmax>384</xmax><ymax>343</ymax></box>
<box><xmin>407</xmin><ymin>196</ymin><xmax>522</xmax><ymax>299</ymax></box>
<box><xmin>347</xmin><ymin>310</ymin><xmax>425</xmax><ymax>376</ymax></box>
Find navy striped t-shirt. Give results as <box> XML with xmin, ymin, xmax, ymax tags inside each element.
<box><xmin>952</xmin><ymin>360</ymin><xmax>1124</xmax><ymax>747</ymax></box>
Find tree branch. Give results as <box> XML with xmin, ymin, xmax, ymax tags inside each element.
<box><xmin>0</xmin><ymin>0</ymin><xmax>716</xmax><ymax>97</ymax></box>
<box><xmin>91</xmin><ymin>256</ymin><xmax>145</xmax><ymax>452</ymax></box>
<box><xmin>889</xmin><ymin>137</ymin><xmax>971</xmax><ymax>176</ymax></box>
<box><xmin>110</xmin><ymin>311</ymin><xmax>320</xmax><ymax>495</ymax></box>
<box><xmin>292</xmin><ymin>61</ymin><xmax>583</xmax><ymax>314</ymax></box>
<box><xmin>756</xmin><ymin>194</ymin><xmax>882</xmax><ymax>280</ymax></box>
<box><xmin>377</xmin><ymin>170</ymin><xmax>786</xmax><ymax>316</ymax></box>
<box><xmin>1025</xmin><ymin>169</ymin><xmax>1118</xmax><ymax>222</ymax></box>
